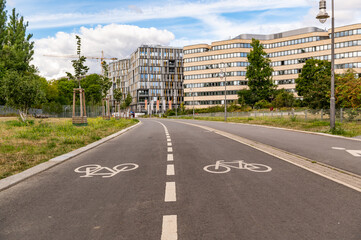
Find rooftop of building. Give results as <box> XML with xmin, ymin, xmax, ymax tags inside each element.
<box><xmin>139</xmin><ymin>44</ymin><xmax>183</xmax><ymax>50</ymax></box>
<box><xmin>233</xmin><ymin>27</ymin><xmax>326</xmax><ymax>40</ymax></box>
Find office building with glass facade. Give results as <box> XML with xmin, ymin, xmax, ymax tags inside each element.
<box><xmin>109</xmin><ymin>45</ymin><xmax>183</xmax><ymax>113</ymax></box>
<box><xmin>183</xmin><ymin>23</ymin><xmax>361</xmax><ymax>108</ymax></box>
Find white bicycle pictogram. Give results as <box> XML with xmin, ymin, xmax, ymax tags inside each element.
<box><xmin>204</xmin><ymin>160</ymin><xmax>272</xmax><ymax>174</ymax></box>
<box><xmin>74</xmin><ymin>163</ymin><xmax>139</xmax><ymax>178</ymax></box>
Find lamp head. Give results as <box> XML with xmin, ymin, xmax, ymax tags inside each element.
<box><xmin>316</xmin><ymin>0</ymin><xmax>329</xmax><ymax>24</ymax></box>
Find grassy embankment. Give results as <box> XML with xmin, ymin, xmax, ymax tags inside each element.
<box><xmin>0</xmin><ymin>117</ymin><xmax>138</xmax><ymax>179</ymax></box>
<box><xmin>171</xmin><ymin>115</ymin><xmax>361</xmax><ymax>138</ymax></box>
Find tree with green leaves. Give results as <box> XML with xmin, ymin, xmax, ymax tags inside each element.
<box><xmin>100</xmin><ymin>61</ymin><xmax>112</xmax><ymax>98</ymax></box>
<box><xmin>81</xmin><ymin>74</ymin><xmax>102</xmax><ymax>105</ymax></box>
<box><xmin>0</xmin><ymin>0</ymin><xmax>7</xmax><ymax>104</ymax></box>
<box><xmin>335</xmin><ymin>69</ymin><xmax>361</xmax><ymax>108</ymax></box>
<box><xmin>66</xmin><ymin>35</ymin><xmax>89</xmax><ymax>87</ymax></box>
<box><xmin>124</xmin><ymin>92</ymin><xmax>132</xmax><ymax>108</ymax></box>
<box><xmin>246</xmin><ymin>39</ymin><xmax>275</xmax><ymax>100</ymax></box>
<box><xmin>237</xmin><ymin>89</ymin><xmax>259</xmax><ymax>109</ymax></box>
<box><xmin>238</xmin><ymin>38</ymin><xmax>275</xmax><ymax>108</ymax></box>
<box><xmin>2</xmin><ymin>70</ymin><xmax>45</xmax><ymax>120</ymax></box>
<box><xmin>272</xmin><ymin>89</ymin><xmax>295</xmax><ymax>108</ymax></box>
<box><xmin>295</xmin><ymin>59</ymin><xmax>331</xmax><ymax>109</ymax></box>
<box><xmin>0</xmin><ymin>6</ymin><xmax>44</xmax><ymax>121</ymax></box>
<box><xmin>113</xmin><ymin>88</ymin><xmax>122</xmax><ymax>103</ymax></box>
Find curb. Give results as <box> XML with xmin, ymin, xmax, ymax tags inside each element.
<box><xmin>0</xmin><ymin>121</ymin><xmax>142</xmax><ymax>192</ymax></box>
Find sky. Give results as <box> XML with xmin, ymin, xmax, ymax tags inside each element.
<box><xmin>5</xmin><ymin>0</ymin><xmax>361</xmax><ymax>79</ymax></box>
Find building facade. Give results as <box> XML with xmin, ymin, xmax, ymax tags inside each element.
<box><xmin>109</xmin><ymin>45</ymin><xmax>184</xmax><ymax>113</ymax></box>
<box><xmin>183</xmin><ymin>23</ymin><xmax>361</xmax><ymax>109</ymax></box>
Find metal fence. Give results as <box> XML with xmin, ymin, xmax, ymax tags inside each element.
<box><xmin>0</xmin><ymin>105</ymin><xmax>112</xmax><ymax>118</ymax></box>
<box><xmin>0</xmin><ymin>106</ymin><xmax>42</xmax><ymax>116</ymax></box>
<box><xmin>172</xmin><ymin>109</ymin><xmax>361</xmax><ymax>122</ymax></box>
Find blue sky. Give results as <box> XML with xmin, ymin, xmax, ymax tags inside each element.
<box><xmin>4</xmin><ymin>0</ymin><xmax>361</xmax><ymax>79</ymax></box>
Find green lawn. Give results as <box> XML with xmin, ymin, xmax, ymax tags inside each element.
<box><xmin>171</xmin><ymin>115</ymin><xmax>361</xmax><ymax>138</ymax></box>
<box><xmin>0</xmin><ymin>117</ymin><xmax>138</xmax><ymax>179</ymax></box>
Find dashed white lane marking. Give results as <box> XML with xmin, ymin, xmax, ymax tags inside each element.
<box><xmin>167</xmin><ymin>142</ymin><xmax>172</xmax><ymax>146</ymax></box>
<box><xmin>332</xmin><ymin>147</ymin><xmax>346</xmax><ymax>150</ymax></box>
<box><xmin>165</xmin><ymin>182</ymin><xmax>176</xmax><ymax>202</ymax></box>
<box><xmin>167</xmin><ymin>164</ymin><xmax>175</xmax><ymax>176</ymax></box>
<box><xmin>168</xmin><ymin>147</ymin><xmax>173</xmax><ymax>152</ymax></box>
<box><xmin>167</xmin><ymin>154</ymin><xmax>174</xmax><ymax>161</ymax></box>
<box><xmin>161</xmin><ymin>215</ymin><xmax>177</xmax><ymax>240</ymax></box>
<box><xmin>167</xmin><ymin>139</ymin><xmax>171</xmax><ymax>142</ymax></box>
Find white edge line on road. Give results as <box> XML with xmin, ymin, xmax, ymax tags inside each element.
<box><xmin>167</xmin><ymin>154</ymin><xmax>174</xmax><ymax>161</ymax></box>
<box><xmin>175</xmin><ymin>121</ymin><xmax>361</xmax><ymax>193</ymax></box>
<box><xmin>161</xmin><ymin>215</ymin><xmax>178</xmax><ymax>240</ymax></box>
<box><xmin>167</xmin><ymin>164</ymin><xmax>175</xmax><ymax>176</ymax></box>
<box><xmin>165</xmin><ymin>182</ymin><xmax>177</xmax><ymax>202</ymax></box>
<box><xmin>0</xmin><ymin>121</ymin><xmax>142</xmax><ymax>192</ymax></box>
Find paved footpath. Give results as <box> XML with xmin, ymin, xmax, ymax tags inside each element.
<box><xmin>0</xmin><ymin>119</ymin><xmax>360</xmax><ymax>240</ymax></box>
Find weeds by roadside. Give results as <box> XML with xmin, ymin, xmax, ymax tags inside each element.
<box><xmin>0</xmin><ymin>117</ymin><xmax>138</xmax><ymax>179</ymax></box>
<box><xmin>170</xmin><ymin>116</ymin><xmax>361</xmax><ymax>138</ymax></box>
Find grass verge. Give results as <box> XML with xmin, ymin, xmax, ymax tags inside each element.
<box><xmin>0</xmin><ymin>117</ymin><xmax>138</xmax><ymax>179</ymax></box>
<box><xmin>171</xmin><ymin>116</ymin><xmax>361</xmax><ymax>138</ymax></box>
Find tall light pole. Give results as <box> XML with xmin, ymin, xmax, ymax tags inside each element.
<box><xmin>316</xmin><ymin>0</ymin><xmax>335</xmax><ymax>129</ymax></box>
<box><xmin>219</xmin><ymin>62</ymin><xmax>227</xmax><ymax>121</ymax></box>
<box><xmin>190</xmin><ymin>87</ymin><xmax>195</xmax><ymax>118</ymax></box>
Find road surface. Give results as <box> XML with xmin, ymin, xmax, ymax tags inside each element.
<box><xmin>0</xmin><ymin>118</ymin><xmax>360</xmax><ymax>240</ymax></box>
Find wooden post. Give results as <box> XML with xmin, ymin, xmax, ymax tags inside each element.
<box><xmin>80</xmin><ymin>89</ymin><xmax>83</xmax><ymax>117</ymax></box>
<box><xmin>102</xmin><ymin>99</ymin><xmax>105</xmax><ymax>117</ymax></box>
<box><xmin>82</xmin><ymin>90</ymin><xmax>87</xmax><ymax>117</ymax></box>
<box><xmin>73</xmin><ymin>90</ymin><xmax>76</xmax><ymax>116</ymax></box>
<box><xmin>107</xmin><ymin>98</ymin><xmax>110</xmax><ymax>117</ymax></box>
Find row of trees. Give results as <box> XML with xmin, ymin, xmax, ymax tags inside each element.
<box><xmin>238</xmin><ymin>38</ymin><xmax>361</xmax><ymax>110</ymax></box>
<box><xmin>0</xmin><ymin>0</ymin><xmax>130</xmax><ymax>119</ymax></box>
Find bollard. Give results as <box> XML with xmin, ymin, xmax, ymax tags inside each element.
<box><xmin>305</xmin><ymin>110</ymin><xmax>307</xmax><ymax>121</ymax></box>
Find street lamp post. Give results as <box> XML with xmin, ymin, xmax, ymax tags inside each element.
<box><xmin>219</xmin><ymin>62</ymin><xmax>227</xmax><ymax>121</ymax></box>
<box><xmin>190</xmin><ymin>87</ymin><xmax>195</xmax><ymax>118</ymax></box>
<box><xmin>316</xmin><ymin>0</ymin><xmax>335</xmax><ymax>129</ymax></box>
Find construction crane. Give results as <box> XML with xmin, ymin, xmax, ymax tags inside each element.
<box><xmin>43</xmin><ymin>50</ymin><xmax>118</xmax><ymax>75</ymax></box>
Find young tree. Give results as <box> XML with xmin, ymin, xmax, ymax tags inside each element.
<box><xmin>66</xmin><ymin>35</ymin><xmax>89</xmax><ymax>87</ymax></box>
<box><xmin>335</xmin><ymin>69</ymin><xmax>361</xmax><ymax>108</ymax></box>
<box><xmin>295</xmin><ymin>59</ymin><xmax>331</xmax><ymax>109</ymax></box>
<box><xmin>113</xmin><ymin>88</ymin><xmax>122</xmax><ymax>103</ymax></box>
<box><xmin>100</xmin><ymin>61</ymin><xmax>112</xmax><ymax>98</ymax></box>
<box><xmin>124</xmin><ymin>92</ymin><xmax>132</xmax><ymax>108</ymax></box>
<box><xmin>245</xmin><ymin>38</ymin><xmax>275</xmax><ymax>101</ymax></box>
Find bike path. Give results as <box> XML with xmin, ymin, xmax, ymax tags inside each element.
<box><xmin>0</xmin><ymin>120</ymin><xmax>168</xmax><ymax>240</ymax></box>
<box><xmin>158</xmin><ymin>119</ymin><xmax>361</xmax><ymax>240</ymax></box>
<box><xmin>172</xmin><ymin>119</ymin><xmax>361</xmax><ymax>176</ymax></box>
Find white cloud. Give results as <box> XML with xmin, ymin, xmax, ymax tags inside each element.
<box><xmin>27</xmin><ymin>0</ymin><xmax>309</xmax><ymax>29</ymax></box>
<box><xmin>33</xmin><ymin>24</ymin><xmax>175</xmax><ymax>79</ymax></box>
<box><xmin>303</xmin><ymin>0</ymin><xmax>361</xmax><ymax>28</ymax></box>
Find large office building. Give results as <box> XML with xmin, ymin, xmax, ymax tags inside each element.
<box><xmin>109</xmin><ymin>45</ymin><xmax>183</xmax><ymax>113</ymax></box>
<box><xmin>183</xmin><ymin>23</ymin><xmax>361</xmax><ymax>109</ymax></box>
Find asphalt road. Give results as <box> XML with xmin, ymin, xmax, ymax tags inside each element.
<box><xmin>172</xmin><ymin>119</ymin><xmax>361</xmax><ymax>176</ymax></box>
<box><xmin>0</xmin><ymin>119</ymin><xmax>360</xmax><ymax>240</ymax></box>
